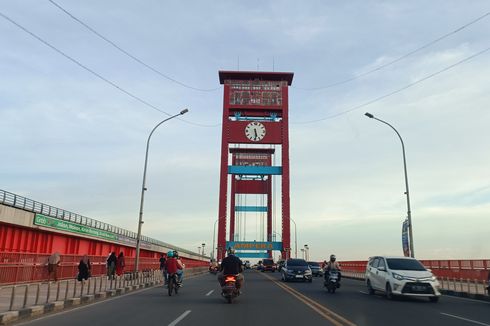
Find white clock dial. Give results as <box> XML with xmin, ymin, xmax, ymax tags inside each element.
<box><xmin>245</xmin><ymin>122</ymin><xmax>266</xmax><ymax>142</ymax></box>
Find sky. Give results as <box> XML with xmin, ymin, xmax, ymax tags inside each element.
<box><xmin>1</xmin><ymin>1</ymin><xmax>489</xmax><ymax>261</ymax></box>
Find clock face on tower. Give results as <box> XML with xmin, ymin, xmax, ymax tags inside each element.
<box><xmin>245</xmin><ymin>122</ymin><xmax>266</xmax><ymax>142</ymax></box>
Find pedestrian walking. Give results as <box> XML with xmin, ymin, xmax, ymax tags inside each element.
<box><xmin>77</xmin><ymin>254</ymin><xmax>92</xmax><ymax>281</ymax></box>
<box><xmin>107</xmin><ymin>252</ymin><xmax>117</xmax><ymax>280</ymax></box>
<box><xmin>159</xmin><ymin>253</ymin><xmax>167</xmax><ymax>284</ymax></box>
<box><xmin>116</xmin><ymin>252</ymin><xmax>125</xmax><ymax>276</ymax></box>
<box><xmin>487</xmin><ymin>270</ymin><xmax>490</xmax><ymax>295</ymax></box>
<box><xmin>47</xmin><ymin>252</ymin><xmax>61</xmax><ymax>282</ymax></box>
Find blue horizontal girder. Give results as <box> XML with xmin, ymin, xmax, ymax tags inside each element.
<box><xmin>234</xmin><ymin>206</ymin><xmax>268</xmax><ymax>212</ymax></box>
<box><xmin>228</xmin><ymin>165</ymin><xmax>282</xmax><ymax>175</ymax></box>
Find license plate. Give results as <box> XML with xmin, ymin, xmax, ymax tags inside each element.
<box><xmin>412</xmin><ymin>285</ymin><xmax>425</xmax><ymax>291</ymax></box>
<box><xmin>295</xmin><ymin>275</ymin><xmax>303</xmax><ymax>278</ymax></box>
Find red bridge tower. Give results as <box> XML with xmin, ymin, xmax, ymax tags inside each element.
<box><xmin>216</xmin><ymin>71</ymin><xmax>294</xmax><ymax>261</ymax></box>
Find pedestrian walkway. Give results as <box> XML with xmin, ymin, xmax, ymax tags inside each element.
<box><xmin>0</xmin><ymin>271</ymin><xmax>158</xmax><ymax>313</ymax></box>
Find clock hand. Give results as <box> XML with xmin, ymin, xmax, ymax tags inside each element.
<box><xmin>254</xmin><ymin>129</ymin><xmax>258</xmax><ymax>140</ymax></box>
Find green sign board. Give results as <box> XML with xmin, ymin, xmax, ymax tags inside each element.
<box><xmin>34</xmin><ymin>214</ymin><xmax>118</xmax><ymax>241</ymax></box>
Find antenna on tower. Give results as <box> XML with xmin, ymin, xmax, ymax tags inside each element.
<box><xmin>273</xmin><ymin>56</ymin><xmax>275</xmax><ymax>72</ymax></box>
<box><xmin>237</xmin><ymin>56</ymin><xmax>240</xmax><ymax>71</ymax></box>
<box><xmin>257</xmin><ymin>58</ymin><xmax>260</xmax><ymax>71</ymax></box>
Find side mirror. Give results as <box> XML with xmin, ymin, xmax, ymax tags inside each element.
<box><xmin>378</xmin><ymin>266</ymin><xmax>386</xmax><ymax>272</ymax></box>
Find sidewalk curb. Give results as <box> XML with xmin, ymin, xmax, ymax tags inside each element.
<box><xmin>0</xmin><ymin>269</ymin><xmax>208</xmax><ymax>325</ymax></box>
<box><xmin>440</xmin><ymin>289</ymin><xmax>490</xmax><ymax>302</ymax></box>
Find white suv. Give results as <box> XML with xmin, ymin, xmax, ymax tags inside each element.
<box><xmin>365</xmin><ymin>256</ymin><xmax>441</xmax><ymax>302</ymax></box>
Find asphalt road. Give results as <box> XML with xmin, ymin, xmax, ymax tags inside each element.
<box><xmin>15</xmin><ymin>270</ymin><xmax>490</xmax><ymax>326</ymax></box>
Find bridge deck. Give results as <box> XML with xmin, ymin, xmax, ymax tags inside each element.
<box><xmin>5</xmin><ymin>270</ymin><xmax>489</xmax><ymax>326</ymax></box>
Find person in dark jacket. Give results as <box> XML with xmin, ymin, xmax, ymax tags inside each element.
<box><xmin>78</xmin><ymin>255</ymin><xmax>91</xmax><ymax>281</ymax></box>
<box><xmin>107</xmin><ymin>252</ymin><xmax>117</xmax><ymax>280</ymax></box>
<box><xmin>218</xmin><ymin>248</ymin><xmax>244</xmax><ymax>290</ymax></box>
<box><xmin>159</xmin><ymin>253</ymin><xmax>168</xmax><ymax>284</ymax></box>
<box><xmin>487</xmin><ymin>270</ymin><xmax>490</xmax><ymax>294</ymax></box>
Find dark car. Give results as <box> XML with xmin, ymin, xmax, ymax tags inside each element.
<box><xmin>262</xmin><ymin>258</ymin><xmax>277</xmax><ymax>272</ymax></box>
<box><xmin>308</xmin><ymin>261</ymin><xmax>324</xmax><ymax>277</ymax></box>
<box><xmin>281</xmin><ymin>258</ymin><xmax>312</xmax><ymax>282</ymax></box>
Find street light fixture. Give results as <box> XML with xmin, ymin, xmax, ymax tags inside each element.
<box><xmin>201</xmin><ymin>243</ymin><xmax>206</xmax><ymax>256</ymax></box>
<box><xmin>304</xmin><ymin>244</ymin><xmax>309</xmax><ymax>261</ymax></box>
<box><xmin>364</xmin><ymin>112</ymin><xmax>415</xmax><ymax>258</ymax></box>
<box><xmin>134</xmin><ymin>109</ymin><xmax>189</xmax><ymax>272</ymax></box>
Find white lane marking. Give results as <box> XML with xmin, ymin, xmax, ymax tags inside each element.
<box><xmin>440</xmin><ymin>313</ymin><xmax>490</xmax><ymax>326</ymax></box>
<box><xmin>205</xmin><ymin>290</ymin><xmax>214</xmax><ymax>296</ymax></box>
<box><xmin>359</xmin><ymin>291</ymin><xmax>369</xmax><ymax>295</ymax></box>
<box><xmin>168</xmin><ymin>310</ymin><xmax>191</xmax><ymax>326</ymax></box>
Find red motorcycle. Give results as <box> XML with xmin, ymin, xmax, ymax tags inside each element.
<box><xmin>221</xmin><ymin>274</ymin><xmax>239</xmax><ymax>303</ymax></box>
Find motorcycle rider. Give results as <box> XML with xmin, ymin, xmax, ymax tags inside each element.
<box><xmin>209</xmin><ymin>259</ymin><xmax>219</xmax><ymax>273</ymax></box>
<box><xmin>173</xmin><ymin>250</ymin><xmax>185</xmax><ymax>285</ymax></box>
<box><xmin>218</xmin><ymin>247</ymin><xmax>244</xmax><ymax>293</ymax></box>
<box><xmin>165</xmin><ymin>250</ymin><xmax>183</xmax><ymax>287</ymax></box>
<box><xmin>324</xmin><ymin>254</ymin><xmax>342</xmax><ymax>284</ymax></box>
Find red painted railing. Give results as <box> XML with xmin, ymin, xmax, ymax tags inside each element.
<box><xmin>340</xmin><ymin>259</ymin><xmax>490</xmax><ymax>281</ymax></box>
<box><xmin>0</xmin><ymin>252</ymin><xmax>207</xmax><ymax>284</ymax></box>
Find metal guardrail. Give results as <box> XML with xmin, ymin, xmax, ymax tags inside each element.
<box><xmin>0</xmin><ymin>252</ymin><xmax>208</xmax><ymax>284</ymax></box>
<box><xmin>0</xmin><ymin>189</ymin><xmax>198</xmax><ymax>257</ymax></box>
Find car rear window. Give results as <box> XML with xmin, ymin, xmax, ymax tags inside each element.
<box><xmin>287</xmin><ymin>259</ymin><xmax>308</xmax><ymax>266</ymax></box>
<box><xmin>386</xmin><ymin>258</ymin><xmax>426</xmax><ymax>271</ymax></box>
<box><xmin>263</xmin><ymin>259</ymin><xmax>274</xmax><ymax>265</ymax></box>
<box><xmin>308</xmin><ymin>262</ymin><xmax>319</xmax><ymax>266</ymax></box>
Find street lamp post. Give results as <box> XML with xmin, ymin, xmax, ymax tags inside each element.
<box><xmin>304</xmin><ymin>244</ymin><xmax>309</xmax><ymax>261</ymax></box>
<box><xmin>365</xmin><ymin>112</ymin><xmax>415</xmax><ymax>258</ymax></box>
<box><xmin>212</xmin><ymin>219</ymin><xmax>218</xmax><ymax>260</ymax></box>
<box><xmin>201</xmin><ymin>243</ymin><xmax>206</xmax><ymax>256</ymax></box>
<box><xmin>134</xmin><ymin>109</ymin><xmax>189</xmax><ymax>272</ymax></box>
<box><xmin>291</xmin><ymin>218</ymin><xmax>298</xmax><ymax>258</ymax></box>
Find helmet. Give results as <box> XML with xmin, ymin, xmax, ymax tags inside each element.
<box><xmin>330</xmin><ymin>254</ymin><xmax>336</xmax><ymax>261</ymax></box>
<box><xmin>167</xmin><ymin>251</ymin><xmax>174</xmax><ymax>257</ymax></box>
<box><xmin>227</xmin><ymin>247</ymin><xmax>235</xmax><ymax>255</ymax></box>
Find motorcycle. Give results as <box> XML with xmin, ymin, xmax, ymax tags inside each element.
<box><xmin>221</xmin><ymin>274</ymin><xmax>239</xmax><ymax>303</ymax></box>
<box><xmin>209</xmin><ymin>266</ymin><xmax>219</xmax><ymax>274</ymax></box>
<box><xmin>167</xmin><ymin>273</ymin><xmax>181</xmax><ymax>296</ymax></box>
<box><xmin>324</xmin><ymin>270</ymin><xmax>340</xmax><ymax>293</ymax></box>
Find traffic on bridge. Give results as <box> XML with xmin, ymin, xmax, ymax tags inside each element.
<box><xmin>2</xmin><ymin>1</ymin><xmax>490</xmax><ymax>325</ymax></box>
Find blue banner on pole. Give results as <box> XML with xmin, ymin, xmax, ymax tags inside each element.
<box><xmin>402</xmin><ymin>218</ymin><xmax>410</xmax><ymax>257</ymax></box>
